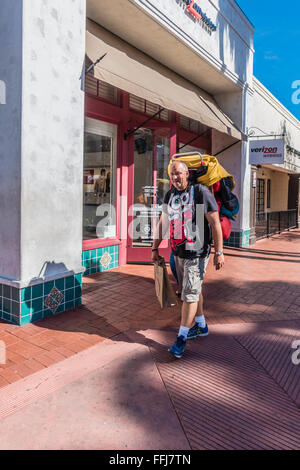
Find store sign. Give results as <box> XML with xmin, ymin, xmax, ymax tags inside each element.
<box><xmin>249</xmin><ymin>139</ymin><xmax>285</xmax><ymax>165</ymax></box>
<box><xmin>182</xmin><ymin>0</ymin><xmax>217</xmax><ymax>31</ymax></box>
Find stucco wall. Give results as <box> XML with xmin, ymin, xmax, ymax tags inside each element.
<box><xmin>256</xmin><ymin>167</ymin><xmax>289</xmax><ymax>212</ymax></box>
<box><xmin>133</xmin><ymin>0</ymin><xmax>254</xmax><ymax>87</ymax></box>
<box><xmin>0</xmin><ymin>0</ymin><xmax>86</xmax><ymax>285</ymax></box>
<box><xmin>19</xmin><ymin>0</ymin><xmax>86</xmax><ymax>283</ymax></box>
<box><xmin>0</xmin><ymin>0</ymin><xmax>23</xmax><ymax>280</ymax></box>
<box><xmin>87</xmin><ymin>0</ymin><xmax>254</xmax><ymax>106</ymax></box>
<box><xmin>212</xmin><ymin>86</ymin><xmax>252</xmax><ymax>232</ymax></box>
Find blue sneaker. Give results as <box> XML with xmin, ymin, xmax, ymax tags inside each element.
<box><xmin>187</xmin><ymin>323</ymin><xmax>209</xmax><ymax>340</ymax></box>
<box><xmin>168</xmin><ymin>335</ymin><xmax>187</xmax><ymax>359</ymax></box>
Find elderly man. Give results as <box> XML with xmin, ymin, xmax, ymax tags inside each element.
<box><xmin>152</xmin><ymin>160</ymin><xmax>224</xmax><ymax>358</ymax></box>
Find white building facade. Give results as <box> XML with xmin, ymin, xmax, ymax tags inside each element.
<box><xmin>248</xmin><ymin>78</ymin><xmax>300</xmax><ymax>241</ymax></box>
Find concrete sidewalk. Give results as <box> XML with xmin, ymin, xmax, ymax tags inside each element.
<box><xmin>0</xmin><ymin>229</ymin><xmax>299</xmax><ymax>449</ymax></box>
<box><xmin>0</xmin><ymin>320</ymin><xmax>299</xmax><ymax>449</ymax></box>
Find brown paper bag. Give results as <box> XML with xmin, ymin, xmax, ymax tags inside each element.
<box><xmin>154</xmin><ymin>256</ymin><xmax>177</xmax><ymax>308</ymax></box>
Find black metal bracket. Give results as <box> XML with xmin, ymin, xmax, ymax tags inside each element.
<box><xmin>179</xmin><ymin>130</ymin><xmax>209</xmax><ymax>150</ymax></box>
<box><xmin>80</xmin><ymin>53</ymin><xmax>107</xmax><ymax>80</ymax></box>
<box><xmin>248</xmin><ymin>134</ymin><xmax>286</xmax><ymax>138</ymax></box>
<box><xmin>213</xmin><ymin>140</ymin><xmax>240</xmax><ymax>157</ymax></box>
<box><xmin>124</xmin><ymin>108</ymin><xmax>165</xmax><ymax>140</ymax></box>
<box><xmin>85</xmin><ymin>53</ymin><xmax>107</xmax><ymax>75</ymax></box>
<box><xmin>247</xmin><ymin>127</ymin><xmax>286</xmax><ymax>139</ymax></box>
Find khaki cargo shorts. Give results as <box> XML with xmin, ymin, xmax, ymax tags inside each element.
<box><xmin>174</xmin><ymin>255</ymin><xmax>210</xmax><ymax>303</ymax></box>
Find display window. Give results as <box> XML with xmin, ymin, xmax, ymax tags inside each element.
<box><xmin>83</xmin><ymin>118</ymin><xmax>117</xmax><ymax>240</ymax></box>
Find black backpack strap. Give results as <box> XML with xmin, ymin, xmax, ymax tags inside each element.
<box><xmin>193</xmin><ymin>184</ymin><xmax>204</xmax><ymax>205</ymax></box>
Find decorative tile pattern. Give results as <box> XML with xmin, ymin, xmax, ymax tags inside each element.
<box><xmin>82</xmin><ymin>245</ymin><xmax>119</xmax><ymax>275</ymax></box>
<box><xmin>0</xmin><ymin>273</ymin><xmax>82</xmax><ymax>326</ymax></box>
<box><xmin>100</xmin><ymin>251</ymin><xmax>112</xmax><ymax>269</ymax></box>
<box><xmin>224</xmin><ymin>230</ymin><xmax>251</xmax><ymax>248</ymax></box>
<box><xmin>44</xmin><ymin>287</ymin><xmax>64</xmax><ymax>313</ymax></box>
<box><xmin>242</xmin><ymin>230</ymin><xmax>250</xmax><ymax>247</ymax></box>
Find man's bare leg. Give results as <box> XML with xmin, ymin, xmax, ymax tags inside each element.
<box><xmin>180</xmin><ymin>294</ymin><xmax>203</xmax><ymax>328</ymax></box>
<box><xmin>197</xmin><ymin>294</ymin><xmax>203</xmax><ymax>316</ymax></box>
<box><xmin>181</xmin><ymin>301</ymin><xmax>198</xmax><ymax>329</ymax></box>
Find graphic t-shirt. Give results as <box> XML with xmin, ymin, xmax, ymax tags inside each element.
<box><xmin>163</xmin><ymin>184</ymin><xmax>218</xmax><ymax>259</ymax></box>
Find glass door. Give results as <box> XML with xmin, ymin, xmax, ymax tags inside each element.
<box><xmin>127</xmin><ymin>128</ymin><xmax>171</xmax><ymax>263</ymax></box>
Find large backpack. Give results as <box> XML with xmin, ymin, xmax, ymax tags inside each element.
<box><xmin>169</xmin><ymin>153</ymin><xmax>240</xmax><ymax>240</ymax></box>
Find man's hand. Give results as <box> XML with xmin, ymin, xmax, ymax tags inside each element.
<box><xmin>152</xmin><ymin>250</ymin><xmax>160</xmax><ymax>263</ymax></box>
<box><xmin>205</xmin><ymin>211</ymin><xmax>224</xmax><ymax>271</ymax></box>
<box><xmin>214</xmin><ymin>253</ymin><xmax>225</xmax><ymax>270</ymax></box>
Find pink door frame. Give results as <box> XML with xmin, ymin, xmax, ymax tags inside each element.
<box><xmin>126</xmin><ymin>123</ymin><xmax>175</xmax><ymax>263</ymax></box>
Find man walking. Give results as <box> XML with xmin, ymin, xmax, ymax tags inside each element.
<box><xmin>152</xmin><ymin>160</ymin><xmax>224</xmax><ymax>358</ymax></box>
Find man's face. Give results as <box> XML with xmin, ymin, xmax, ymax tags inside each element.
<box><xmin>170</xmin><ymin>163</ymin><xmax>189</xmax><ymax>191</ymax></box>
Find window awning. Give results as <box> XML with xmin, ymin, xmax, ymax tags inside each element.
<box><xmin>86</xmin><ymin>20</ymin><xmax>245</xmax><ymax>141</ymax></box>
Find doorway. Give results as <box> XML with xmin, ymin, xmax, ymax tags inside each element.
<box><xmin>127</xmin><ymin>128</ymin><xmax>171</xmax><ymax>263</ymax></box>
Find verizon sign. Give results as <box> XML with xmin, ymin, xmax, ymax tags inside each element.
<box><xmin>249</xmin><ymin>139</ymin><xmax>285</xmax><ymax>165</ymax></box>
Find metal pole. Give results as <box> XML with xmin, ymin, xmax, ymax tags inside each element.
<box><xmin>213</xmin><ymin>140</ymin><xmax>240</xmax><ymax>157</ymax></box>
<box><xmin>85</xmin><ymin>53</ymin><xmax>107</xmax><ymax>75</ymax></box>
<box><xmin>179</xmin><ymin>130</ymin><xmax>209</xmax><ymax>150</ymax></box>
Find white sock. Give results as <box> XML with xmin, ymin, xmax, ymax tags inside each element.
<box><xmin>195</xmin><ymin>315</ymin><xmax>206</xmax><ymax>328</ymax></box>
<box><xmin>178</xmin><ymin>326</ymin><xmax>190</xmax><ymax>339</ymax></box>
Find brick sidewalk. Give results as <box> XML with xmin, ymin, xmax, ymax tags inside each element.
<box><xmin>0</xmin><ymin>229</ymin><xmax>299</xmax><ymax>388</ymax></box>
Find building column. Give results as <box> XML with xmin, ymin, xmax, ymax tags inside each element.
<box><xmin>0</xmin><ymin>0</ymin><xmax>86</xmax><ymax>325</ymax></box>
<box><xmin>212</xmin><ymin>87</ymin><xmax>253</xmax><ymax>248</ymax></box>
<box><xmin>249</xmin><ymin>166</ymin><xmax>257</xmax><ymax>244</ymax></box>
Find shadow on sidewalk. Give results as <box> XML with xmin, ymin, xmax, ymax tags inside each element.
<box><xmin>11</xmin><ymin>267</ymin><xmax>300</xmax><ymax>449</ymax></box>
<box><xmin>227</xmin><ymin>247</ymin><xmax>300</xmax><ymax>258</ymax></box>
<box><xmin>30</xmin><ymin>267</ymin><xmax>300</xmax><ymax>353</ymax></box>
<box><xmin>97</xmin><ymin>323</ymin><xmax>300</xmax><ymax>450</ymax></box>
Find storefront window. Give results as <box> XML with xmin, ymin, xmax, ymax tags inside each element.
<box><xmin>83</xmin><ymin>118</ymin><xmax>117</xmax><ymax>240</ymax></box>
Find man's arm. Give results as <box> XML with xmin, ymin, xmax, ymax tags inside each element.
<box><xmin>151</xmin><ymin>211</ymin><xmax>169</xmax><ymax>263</ymax></box>
<box><xmin>205</xmin><ymin>210</ymin><xmax>225</xmax><ymax>270</ymax></box>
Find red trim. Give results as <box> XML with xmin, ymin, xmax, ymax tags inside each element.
<box><xmin>170</xmin><ymin>121</ymin><xmax>177</xmax><ymax>158</ymax></box>
<box><xmin>115</xmin><ymin>125</ymin><xmax>123</xmax><ymax>244</ymax></box>
<box><xmin>85</xmin><ymin>92</ymin><xmax>121</xmax><ymax>108</ymax></box>
<box><xmin>128</xmin><ymin>107</ymin><xmax>171</xmax><ymax>125</ymax></box>
<box><xmin>85</xmin><ymin>95</ymin><xmax>122</xmax><ymax>124</ymax></box>
<box><xmin>127</xmin><ymin>246</ymin><xmax>171</xmax><ymax>263</ymax></box>
<box><xmin>118</xmin><ymin>93</ymin><xmax>130</xmax><ymax>266</ymax></box>
<box><xmin>84</xmin><ymin>96</ymin><xmax>123</xmax><ymax>256</ymax></box>
<box><xmin>127</xmin><ymin>133</ymin><xmax>135</xmax><ymax>257</ymax></box>
<box><xmin>82</xmin><ymin>238</ymin><xmax>121</xmax><ymax>251</ymax></box>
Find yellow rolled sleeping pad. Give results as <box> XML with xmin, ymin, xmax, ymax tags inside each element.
<box><xmin>168</xmin><ymin>154</ymin><xmax>235</xmax><ymax>189</ymax></box>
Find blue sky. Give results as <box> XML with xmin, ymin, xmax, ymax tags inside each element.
<box><xmin>236</xmin><ymin>0</ymin><xmax>300</xmax><ymax>120</ymax></box>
